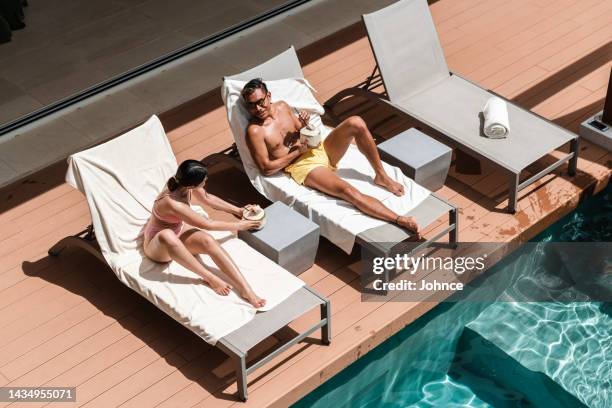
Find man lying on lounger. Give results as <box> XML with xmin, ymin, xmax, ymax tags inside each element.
<box><xmin>242</xmin><ymin>78</ymin><xmax>420</xmax><ymax>234</ymax></box>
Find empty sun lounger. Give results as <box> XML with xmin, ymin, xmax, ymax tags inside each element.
<box><xmin>325</xmin><ymin>0</ymin><xmax>579</xmax><ymax>213</ymax></box>
<box><xmin>48</xmin><ymin>115</ymin><xmax>330</xmax><ymax>401</ymax></box>
<box><xmin>212</xmin><ymin>46</ymin><xmax>457</xmax><ymax>258</ymax></box>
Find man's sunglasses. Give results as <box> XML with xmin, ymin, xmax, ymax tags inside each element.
<box><xmin>245</xmin><ymin>93</ymin><xmax>269</xmax><ymax>109</ymax></box>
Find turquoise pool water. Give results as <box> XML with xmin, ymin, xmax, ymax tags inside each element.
<box><xmin>293</xmin><ymin>184</ymin><xmax>611</xmax><ymax>408</ymax></box>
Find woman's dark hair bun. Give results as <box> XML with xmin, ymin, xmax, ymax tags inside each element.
<box><xmin>167</xmin><ymin>160</ymin><xmax>208</xmax><ymax>191</ymax></box>
<box><xmin>167</xmin><ymin>176</ymin><xmax>179</xmax><ymax>192</ymax></box>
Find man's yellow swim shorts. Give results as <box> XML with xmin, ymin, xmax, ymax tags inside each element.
<box><xmin>284</xmin><ymin>143</ymin><xmax>337</xmax><ymax>185</ymax></box>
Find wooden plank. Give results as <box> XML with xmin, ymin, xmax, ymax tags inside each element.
<box><xmin>0</xmin><ymin>190</ymin><xmax>83</xmax><ymax>242</ymax></box>
<box><xmin>577</xmin><ymin>61</ymin><xmax>612</xmax><ymax>92</ymax></box>
<box><xmin>532</xmin><ymin>85</ymin><xmax>593</xmax><ymax>119</ymax></box>
<box><xmin>0</xmin><ymin>299</ymin><xmax>142</xmax><ymax>382</ymax></box>
<box><xmin>0</xmin><ymin>283</ymin><xmax>107</xmax><ymax>367</ymax></box>
<box><xmin>430</xmin><ymin>0</ymin><xmax>489</xmax><ymax>24</ymax></box>
<box><xmin>0</xmin><ymin>178</ymin><xmax>73</xmax><ymax>223</ymax></box>
<box><xmin>0</xmin><ymin>248</ymin><xmax>87</xmax><ymax>310</ymax></box>
<box><xmin>41</xmin><ymin>314</ymin><xmax>194</xmax><ymax>395</ymax></box>
<box><xmin>537</xmin><ymin>24</ymin><xmax>612</xmax><ymax>72</ymax></box>
<box><xmin>468</xmin><ymin>9</ymin><xmax>611</xmax><ymax>88</ymax></box>
<box><xmin>0</xmin><ymin>213</ymin><xmax>92</xmax><ymax>275</ymax></box>
<box><xmin>5</xmin><ymin>315</ymin><xmax>144</xmax><ymax>387</ymax></box>
<box><xmin>443</xmin><ymin>0</ymin><xmax>540</xmax><ymax>58</ymax></box>
<box><xmin>0</xmin><ymin>283</ymin><xmax>99</xmax><ymax>349</ymax></box>
<box><xmin>436</xmin><ymin>0</ymin><xmax>508</xmax><ymax>33</ymax></box>
<box><xmin>81</xmin><ymin>352</ymin><xmax>187</xmax><ymax>408</ymax></box>
<box><xmin>46</xmin><ymin>335</ymin><xmax>186</xmax><ymax>408</ymax></box>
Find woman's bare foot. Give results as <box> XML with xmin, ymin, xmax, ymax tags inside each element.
<box><xmin>206</xmin><ymin>275</ymin><xmax>232</xmax><ymax>296</ymax></box>
<box><xmin>397</xmin><ymin>215</ymin><xmax>420</xmax><ymax>236</ymax></box>
<box><xmin>241</xmin><ymin>289</ymin><xmax>267</xmax><ymax>308</ymax></box>
<box><xmin>374</xmin><ymin>174</ymin><xmax>404</xmax><ymax>196</ymax></box>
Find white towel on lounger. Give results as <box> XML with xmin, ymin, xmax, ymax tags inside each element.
<box><xmin>483</xmin><ymin>96</ymin><xmax>510</xmax><ymax>139</ymax></box>
<box><xmin>222</xmin><ymin>78</ymin><xmax>430</xmax><ymax>253</ymax></box>
<box><xmin>65</xmin><ymin>115</ymin><xmax>304</xmax><ymax>345</ymax></box>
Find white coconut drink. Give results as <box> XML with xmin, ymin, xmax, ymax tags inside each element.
<box><xmin>242</xmin><ymin>205</ymin><xmax>266</xmax><ymax>230</ymax></box>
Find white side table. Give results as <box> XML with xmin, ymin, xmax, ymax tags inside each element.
<box><xmin>378</xmin><ymin>128</ymin><xmax>452</xmax><ymax>191</ymax></box>
<box><xmin>238</xmin><ymin>202</ymin><xmax>320</xmax><ymax>276</ymax></box>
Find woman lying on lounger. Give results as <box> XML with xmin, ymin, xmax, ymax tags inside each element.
<box><xmin>143</xmin><ymin>159</ymin><xmax>266</xmax><ymax>308</ymax></box>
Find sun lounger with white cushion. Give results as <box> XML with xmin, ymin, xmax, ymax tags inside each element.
<box><xmin>325</xmin><ymin>0</ymin><xmax>579</xmax><ymax>213</ymax></box>
<box><xmin>48</xmin><ymin>115</ymin><xmax>330</xmax><ymax>401</ymax></box>
<box><xmin>212</xmin><ymin>46</ymin><xmax>457</xmax><ymax>258</ymax></box>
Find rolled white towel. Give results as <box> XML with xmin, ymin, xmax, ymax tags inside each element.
<box><xmin>483</xmin><ymin>96</ymin><xmax>510</xmax><ymax>139</ymax></box>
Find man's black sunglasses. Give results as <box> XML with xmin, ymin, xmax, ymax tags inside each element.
<box><xmin>245</xmin><ymin>93</ymin><xmax>269</xmax><ymax>109</ymax></box>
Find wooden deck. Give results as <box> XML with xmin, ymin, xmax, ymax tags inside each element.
<box><xmin>0</xmin><ymin>0</ymin><xmax>610</xmax><ymax>406</ymax></box>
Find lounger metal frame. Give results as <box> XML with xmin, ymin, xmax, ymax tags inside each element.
<box><xmin>49</xmin><ymin>222</ymin><xmax>330</xmax><ymax>402</ymax></box>
<box><xmin>324</xmin><ymin>0</ymin><xmax>579</xmax><ymax>214</ymax></box>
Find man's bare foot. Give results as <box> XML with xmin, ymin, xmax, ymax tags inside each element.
<box><xmin>241</xmin><ymin>289</ymin><xmax>267</xmax><ymax>308</ymax></box>
<box><xmin>206</xmin><ymin>275</ymin><xmax>232</xmax><ymax>296</ymax></box>
<box><xmin>374</xmin><ymin>174</ymin><xmax>405</xmax><ymax>196</ymax></box>
<box><xmin>397</xmin><ymin>215</ymin><xmax>420</xmax><ymax>237</ymax></box>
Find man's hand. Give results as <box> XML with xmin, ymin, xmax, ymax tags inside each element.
<box><xmin>297</xmin><ymin>110</ymin><xmax>310</xmax><ymax>128</ymax></box>
<box><xmin>290</xmin><ymin>138</ymin><xmax>310</xmax><ymax>155</ymax></box>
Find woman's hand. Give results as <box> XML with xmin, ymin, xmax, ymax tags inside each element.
<box><xmin>243</xmin><ymin>204</ymin><xmax>257</xmax><ymax>212</ymax></box>
<box><xmin>235</xmin><ymin>220</ymin><xmax>262</xmax><ymax>231</ymax></box>
<box><xmin>235</xmin><ymin>204</ymin><xmax>258</xmax><ymax>218</ymax></box>
<box><xmin>233</xmin><ymin>206</ymin><xmax>245</xmax><ymax>218</ymax></box>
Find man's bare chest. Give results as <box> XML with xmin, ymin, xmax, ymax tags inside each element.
<box><xmin>265</xmin><ymin>120</ymin><xmax>298</xmax><ymax>150</ymax></box>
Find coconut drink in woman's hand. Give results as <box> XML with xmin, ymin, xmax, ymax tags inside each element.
<box><xmin>242</xmin><ymin>205</ymin><xmax>266</xmax><ymax>230</ymax></box>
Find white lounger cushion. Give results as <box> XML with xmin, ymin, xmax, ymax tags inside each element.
<box><xmin>66</xmin><ymin>115</ymin><xmax>304</xmax><ymax>345</ymax></box>
<box><xmin>222</xmin><ymin>78</ymin><xmax>430</xmax><ymax>253</ymax></box>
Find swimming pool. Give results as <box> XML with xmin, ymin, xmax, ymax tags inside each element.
<box><xmin>293</xmin><ymin>184</ymin><xmax>611</xmax><ymax>408</ymax></box>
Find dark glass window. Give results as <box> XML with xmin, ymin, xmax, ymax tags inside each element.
<box><xmin>0</xmin><ymin>0</ymin><xmax>297</xmax><ymax>134</ymax></box>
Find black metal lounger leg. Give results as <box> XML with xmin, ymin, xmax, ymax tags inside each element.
<box><xmin>568</xmin><ymin>137</ymin><xmax>579</xmax><ymax>177</ymax></box>
<box><xmin>324</xmin><ymin>88</ymin><xmax>359</xmax><ymax>110</ymax></box>
<box><xmin>508</xmin><ymin>172</ymin><xmax>519</xmax><ymax>214</ymax></box>
<box><xmin>201</xmin><ymin>144</ymin><xmax>243</xmax><ymax>171</ymax></box>
<box><xmin>449</xmin><ymin>207</ymin><xmax>458</xmax><ymax>248</ymax></box>
<box><xmin>49</xmin><ymin>226</ymin><xmax>92</xmax><ymax>256</ymax></box>
<box><xmin>235</xmin><ymin>354</ymin><xmax>248</xmax><ymax>401</ymax></box>
<box><xmin>324</xmin><ymin>64</ymin><xmax>383</xmax><ymax>110</ymax></box>
<box><xmin>48</xmin><ymin>238</ymin><xmax>70</xmax><ymax>257</ymax></box>
<box><xmin>321</xmin><ymin>300</ymin><xmax>331</xmax><ymax>345</ymax></box>
<box><xmin>48</xmin><ymin>226</ymin><xmax>107</xmax><ymax>264</ymax></box>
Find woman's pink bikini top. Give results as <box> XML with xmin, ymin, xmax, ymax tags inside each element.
<box><xmin>149</xmin><ymin>190</ymin><xmax>190</xmax><ymax>228</ymax></box>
